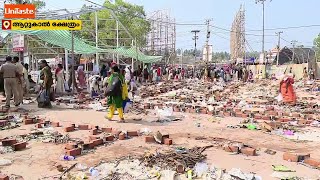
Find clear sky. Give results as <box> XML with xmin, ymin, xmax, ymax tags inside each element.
<box><xmin>25</xmin><ymin>0</ymin><xmax>320</xmax><ymax>52</ymax></box>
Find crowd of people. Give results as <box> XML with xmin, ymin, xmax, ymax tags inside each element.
<box><xmin>0</xmin><ymin>57</ymin><xmax>318</xmax><ymax>121</ymax></box>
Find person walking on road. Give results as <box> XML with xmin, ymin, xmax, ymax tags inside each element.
<box><xmin>55</xmin><ymin>64</ymin><xmax>65</xmax><ymax>95</ymax></box>
<box><xmin>0</xmin><ymin>56</ymin><xmax>20</xmax><ymax>109</ymax></box>
<box><xmin>38</xmin><ymin>60</ymin><xmax>53</xmax><ymax>108</ymax></box>
<box><xmin>13</xmin><ymin>56</ymin><xmax>24</xmax><ymax>105</ymax></box>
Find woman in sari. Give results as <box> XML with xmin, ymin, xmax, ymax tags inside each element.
<box><xmin>55</xmin><ymin>64</ymin><xmax>65</xmax><ymax>95</ymax></box>
<box><xmin>38</xmin><ymin>60</ymin><xmax>53</xmax><ymax>108</ymax></box>
<box><xmin>77</xmin><ymin>66</ymin><xmax>86</xmax><ymax>89</ymax></box>
<box><xmin>105</xmin><ymin>65</ymin><xmax>126</xmax><ymax>123</ymax></box>
<box><xmin>280</xmin><ymin>74</ymin><xmax>296</xmax><ymax>105</ymax></box>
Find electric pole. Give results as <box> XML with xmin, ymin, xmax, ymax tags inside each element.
<box><xmin>255</xmin><ymin>0</ymin><xmax>271</xmax><ymax>77</ymax></box>
<box><xmin>191</xmin><ymin>30</ymin><xmax>200</xmax><ymax>62</ymax></box>
<box><xmin>291</xmin><ymin>40</ymin><xmax>298</xmax><ymax>64</ymax></box>
<box><xmin>205</xmin><ymin>19</ymin><xmax>212</xmax><ymax>70</ymax></box>
<box><xmin>276</xmin><ymin>31</ymin><xmax>283</xmax><ymax>66</ymax></box>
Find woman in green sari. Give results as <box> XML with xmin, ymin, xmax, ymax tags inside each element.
<box><xmin>105</xmin><ymin>65</ymin><xmax>125</xmax><ymax>123</ymax></box>
<box><xmin>38</xmin><ymin>60</ymin><xmax>53</xmax><ymax>108</ymax></box>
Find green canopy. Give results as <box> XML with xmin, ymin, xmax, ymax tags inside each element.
<box><xmin>109</xmin><ymin>46</ymin><xmax>162</xmax><ymax>63</ymax></box>
<box><xmin>0</xmin><ymin>22</ymin><xmax>162</xmax><ymax>62</ymax></box>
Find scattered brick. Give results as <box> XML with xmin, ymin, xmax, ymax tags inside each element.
<box><xmin>145</xmin><ymin>136</ymin><xmax>155</xmax><ymax>143</ymax></box>
<box><xmin>35</xmin><ymin>123</ymin><xmax>43</xmax><ymax>128</ymax></box>
<box><xmin>102</xmin><ymin>127</ymin><xmax>112</xmax><ymax>133</ymax></box>
<box><xmin>104</xmin><ymin>135</ymin><xmax>114</xmax><ymax>142</ymax></box>
<box><xmin>304</xmin><ymin>158</ymin><xmax>320</xmax><ymax>167</ymax></box>
<box><xmin>298</xmin><ymin>119</ymin><xmax>308</xmax><ymax>125</ymax></box>
<box><xmin>283</xmin><ymin>152</ymin><xmax>310</xmax><ymax>162</ymax></box>
<box><xmin>240</xmin><ymin>147</ymin><xmax>256</xmax><ymax>156</ymax></box>
<box><xmin>241</xmin><ymin>114</ymin><xmax>248</xmax><ymax>118</ymax></box>
<box><xmin>235</xmin><ymin>112</ymin><xmax>243</xmax><ymax>118</ymax></box>
<box><xmin>292</xmin><ymin>113</ymin><xmax>301</xmax><ymax>118</ymax></box>
<box><xmin>0</xmin><ymin>120</ymin><xmax>8</xmax><ymax>127</ymax></box>
<box><xmin>64</xmin><ymin>126</ymin><xmax>75</xmax><ymax>132</ymax></box>
<box><xmin>262</xmin><ymin>116</ymin><xmax>270</xmax><ymax>121</ymax></box>
<box><xmin>51</xmin><ymin>121</ymin><xmax>60</xmax><ymax>127</ymax></box>
<box><xmin>78</xmin><ymin>124</ymin><xmax>90</xmax><ymax>130</ymax></box>
<box><xmin>65</xmin><ymin>143</ymin><xmax>78</xmax><ymax>150</ymax></box>
<box><xmin>91</xmin><ymin>129</ymin><xmax>99</xmax><ymax>135</ymax></box>
<box><xmin>254</xmin><ymin>114</ymin><xmax>262</xmax><ymax>119</ymax></box>
<box><xmin>65</xmin><ymin>148</ymin><xmax>81</xmax><ymax>157</ymax></box>
<box><xmin>189</xmin><ymin>108</ymin><xmax>196</xmax><ymax>114</ymax></box>
<box><xmin>112</xmin><ymin>130</ymin><xmax>122</xmax><ymax>136</ymax></box>
<box><xmin>24</xmin><ymin>119</ymin><xmax>34</xmax><ymax>125</ymax></box>
<box><xmin>207</xmin><ymin>111</ymin><xmax>213</xmax><ymax>115</ymax></box>
<box><xmin>267</xmin><ymin>111</ymin><xmax>277</xmax><ymax>116</ymax></box>
<box><xmin>127</xmin><ymin>131</ymin><xmax>139</xmax><ymax>137</ymax></box>
<box><xmin>173</xmin><ymin>107</ymin><xmax>180</xmax><ymax>112</ymax></box>
<box><xmin>223</xmin><ymin>112</ymin><xmax>230</xmax><ymax>117</ymax></box>
<box><xmin>2</xmin><ymin>139</ymin><xmax>17</xmax><ymax>146</ymax></box>
<box><xmin>161</xmin><ymin>134</ymin><xmax>170</xmax><ymax>144</ymax></box>
<box><xmin>0</xmin><ymin>174</ymin><xmax>9</xmax><ymax>180</ymax></box>
<box><xmin>200</xmin><ymin>108</ymin><xmax>207</xmax><ymax>114</ymax></box>
<box><xmin>224</xmin><ymin>146</ymin><xmax>239</xmax><ymax>153</ymax></box>
<box><xmin>278</xmin><ymin>117</ymin><xmax>291</xmax><ymax>123</ymax></box>
<box><xmin>12</xmin><ymin>142</ymin><xmax>27</xmax><ymax>151</ymax></box>
<box><xmin>92</xmin><ymin>139</ymin><xmax>103</xmax><ymax>146</ymax></box>
<box><xmin>82</xmin><ymin>142</ymin><xmax>95</xmax><ymax>150</ymax></box>
<box><xmin>118</xmin><ymin>133</ymin><xmax>126</xmax><ymax>140</ymax></box>
<box><xmin>89</xmin><ymin>135</ymin><xmax>100</xmax><ymax>141</ymax></box>
<box><xmin>163</xmin><ymin>138</ymin><xmax>173</xmax><ymax>145</ymax></box>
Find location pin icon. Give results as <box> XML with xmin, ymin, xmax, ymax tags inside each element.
<box><xmin>2</xmin><ymin>20</ymin><xmax>11</xmax><ymax>30</ymax></box>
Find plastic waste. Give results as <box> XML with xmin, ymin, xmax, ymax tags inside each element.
<box><xmin>247</xmin><ymin>124</ymin><xmax>256</xmax><ymax>130</ymax></box>
<box><xmin>275</xmin><ymin>93</ymin><xmax>283</xmax><ymax>102</ymax></box>
<box><xmin>284</xmin><ymin>130</ymin><xmax>294</xmax><ymax>136</ymax></box>
<box><xmin>0</xmin><ymin>159</ymin><xmax>12</xmax><ymax>166</ymax></box>
<box><xmin>140</xmin><ymin>128</ymin><xmax>152</xmax><ymax>135</ymax></box>
<box><xmin>76</xmin><ymin>163</ymin><xmax>88</xmax><ymax>171</ymax></box>
<box><xmin>60</xmin><ymin>155</ymin><xmax>75</xmax><ymax>161</ymax></box>
<box><xmin>272</xmin><ymin>165</ymin><xmax>295</xmax><ymax>172</ymax></box>
<box><xmin>187</xmin><ymin>170</ymin><xmax>193</xmax><ymax>180</ymax></box>
<box><xmin>194</xmin><ymin>162</ymin><xmax>209</xmax><ymax>177</ymax></box>
<box><xmin>89</xmin><ymin>167</ymin><xmax>99</xmax><ymax>177</ymax></box>
<box><xmin>156</xmin><ymin>106</ymin><xmax>173</xmax><ymax>117</ymax></box>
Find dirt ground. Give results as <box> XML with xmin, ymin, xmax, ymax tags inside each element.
<box><xmin>0</xmin><ymin>102</ymin><xmax>320</xmax><ymax>180</ymax></box>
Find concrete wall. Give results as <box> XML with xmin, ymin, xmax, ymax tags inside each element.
<box><xmin>248</xmin><ymin>63</ymin><xmax>309</xmax><ymax>79</ymax></box>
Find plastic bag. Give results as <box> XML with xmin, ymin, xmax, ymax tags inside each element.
<box><xmin>123</xmin><ymin>100</ymin><xmax>132</xmax><ymax>113</ymax></box>
<box><xmin>275</xmin><ymin>93</ymin><xmax>283</xmax><ymax>102</ymax></box>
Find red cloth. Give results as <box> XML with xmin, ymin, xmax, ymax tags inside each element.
<box><xmin>280</xmin><ymin>78</ymin><xmax>296</xmax><ymax>104</ymax></box>
<box><xmin>157</xmin><ymin>68</ymin><xmax>161</xmax><ymax>76</ymax></box>
<box><xmin>55</xmin><ymin>67</ymin><xmax>62</xmax><ymax>75</ymax></box>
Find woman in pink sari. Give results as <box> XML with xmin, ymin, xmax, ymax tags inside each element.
<box><xmin>77</xmin><ymin>66</ymin><xmax>86</xmax><ymax>89</ymax></box>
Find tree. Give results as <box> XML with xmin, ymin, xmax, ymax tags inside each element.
<box><xmin>9</xmin><ymin>0</ymin><xmax>46</xmax><ymax>9</ymax></box>
<box><xmin>79</xmin><ymin>0</ymin><xmax>150</xmax><ymax>48</ymax></box>
<box><xmin>314</xmin><ymin>34</ymin><xmax>320</xmax><ymax>61</ymax></box>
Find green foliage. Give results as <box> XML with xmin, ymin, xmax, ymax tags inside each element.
<box><xmin>10</xmin><ymin>0</ymin><xmax>46</xmax><ymax>9</ymax></box>
<box><xmin>314</xmin><ymin>34</ymin><xmax>320</xmax><ymax>61</ymax></box>
<box><xmin>79</xmin><ymin>0</ymin><xmax>150</xmax><ymax>48</ymax></box>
